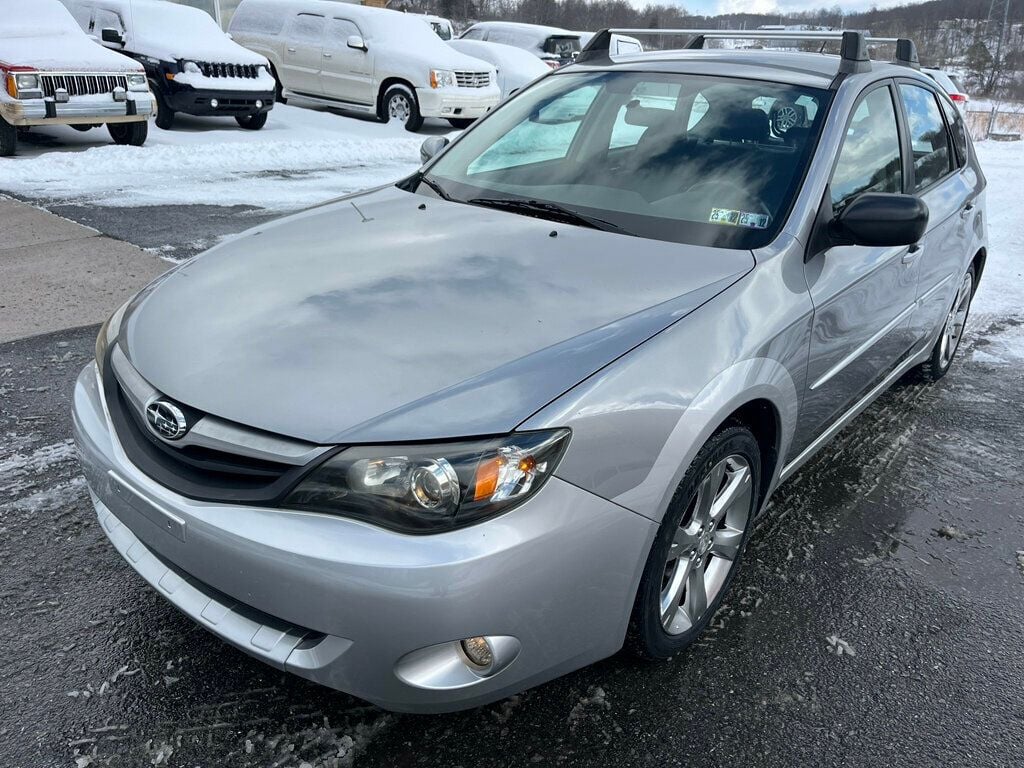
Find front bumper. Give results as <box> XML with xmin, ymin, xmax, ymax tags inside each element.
<box><xmin>72</xmin><ymin>363</ymin><xmax>656</xmax><ymax>713</ymax></box>
<box><xmin>1</xmin><ymin>92</ymin><xmax>153</xmax><ymax>127</ymax></box>
<box><xmin>416</xmin><ymin>85</ymin><xmax>500</xmax><ymax>120</ymax></box>
<box><xmin>164</xmin><ymin>86</ymin><xmax>275</xmax><ymax>117</ymax></box>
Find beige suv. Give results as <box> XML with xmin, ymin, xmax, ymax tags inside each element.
<box><xmin>228</xmin><ymin>0</ymin><xmax>499</xmax><ymax>131</ymax></box>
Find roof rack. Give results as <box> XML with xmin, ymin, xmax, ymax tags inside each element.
<box><xmin>576</xmin><ymin>29</ymin><xmax>920</xmax><ymax>75</ymax></box>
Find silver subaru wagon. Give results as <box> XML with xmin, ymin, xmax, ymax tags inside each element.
<box><xmin>73</xmin><ymin>29</ymin><xmax>986</xmax><ymax>713</ymax></box>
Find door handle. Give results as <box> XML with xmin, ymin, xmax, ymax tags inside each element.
<box><xmin>960</xmin><ymin>202</ymin><xmax>975</xmax><ymax>218</ymax></box>
<box><xmin>323</xmin><ymin>52</ymin><xmax>332</xmax><ymax>58</ymax></box>
<box><xmin>286</xmin><ymin>46</ymin><xmax>296</xmax><ymax>53</ymax></box>
<box><xmin>902</xmin><ymin>243</ymin><xmax>922</xmax><ymax>264</ymax></box>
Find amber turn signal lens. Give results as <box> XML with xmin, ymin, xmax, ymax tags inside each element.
<box><xmin>473</xmin><ymin>456</ymin><xmax>502</xmax><ymax>501</ymax></box>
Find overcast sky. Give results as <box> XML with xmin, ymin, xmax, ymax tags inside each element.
<box><xmin>639</xmin><ymin>0</ymin><xmax>915</xmax><ymax>15</ymax></box>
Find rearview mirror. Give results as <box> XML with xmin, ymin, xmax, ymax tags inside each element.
<box><xmin>420</xmin><ymin>135</ymin><xmax>449</xmax><ymax>164</ymax></box>
<box><xmin>830</xmin><ymin>193</ymin><xmax>929</xmax><ymax>248</ymax></box>
<box><xmin>101</xmin><ymin>28</ymin><xmax>124</xmax><ymax>47</ymax></box>
<box><xmin>347</xmin><ymin>35</ymin><xmax>367</xmax><ymax>52</ymax></box>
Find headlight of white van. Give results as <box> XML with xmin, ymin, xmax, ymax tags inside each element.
<box><xmin>429</xmin><ymin>68</ymin><xmax>456</xmax><ymax>89</ymax></box>
<box><xmin>127</xmin><ymin>74</ymin><xmax>148</xmax><ymax>90</ymax></box>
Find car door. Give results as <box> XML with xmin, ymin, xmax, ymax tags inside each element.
<box><xmin>794</xmin><ymin>82</ymin><xmax>921</xmax><ymax>454</ymax></box>
<box><xmin>897</xmin><ymin>81</ymin><xmax>976</xmax><ymax>348</ymax></box>
<box><xmin>281</xmin><ymin>13</ymin><xmax>326</xmax><ymax>96</ymax></box>
<box><xmin>320</xmin><ymin>17</ymin><xmax>374</xmax><ymax>106</ymax></box>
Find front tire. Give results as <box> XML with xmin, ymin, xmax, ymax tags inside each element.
<box><xmin>627</xmin><ymin>426</ymin><xmax>761</xmax><ymax>659</ymax></box>
<box><xmin>382</xmin><ymin>85</ymin><xmax>423</xmax><ymax>132</ymax></box>
<box><xmin>107</xmin><ymin>121</ymin><xmax>148</xmax><ymax>147</ymax></box>
<box><xmin>916</xmin><ymin>265</ymin><xmax>975</xmax><ymax>383</ymax></box>
<box><xmin>0</xmin><ymin>115</ymin><xmax>17</xmax><ymax>157</ymax></box>
<box><xmin>235</xmin><ymin>112</ymin><xmax>268</xmax><ymax>130</ymax></box>
<box><xmin>152</xmin><ymin>86</ymin><xmax>175</xmax><ymax>130</ymax></box>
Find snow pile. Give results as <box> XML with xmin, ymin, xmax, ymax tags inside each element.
<box><xmin>0</xmin><ymin>0</ymin><xmax>143</xmax><ymax>73</ymax></box>
<box><xmin>970</xmin><ymin>140</ymin><xmax>1024</xmax><ymax>317</ymax></box>
<box><xmin>0</xmin><ymin>104</ymin><xmax>424</xmax><ymax>210</ymax></box>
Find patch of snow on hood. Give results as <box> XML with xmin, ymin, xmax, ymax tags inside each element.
<box><xmin>126</xmin><ymin>1</ymin><xmax>268</xmax><ymax>65</ymax></box>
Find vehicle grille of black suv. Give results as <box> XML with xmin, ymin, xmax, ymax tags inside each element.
<box><xmin>40</xmin><ymin>73</ymin><xmax>129</xmax><ymax>97</ymax></box>
<box><xmin>197</xmin><ymin>62</ymin><xmax>262</xmax><ymax>79</ymax></box>
<box><xmin>101</xmin><ymin>359</ymin><xmax>325</xmax><ymax>505</ymax></box>
<box><xmin>454</xmin><ymin>71</ymin><xmax>491</xmax><ymax>88</ymax></box>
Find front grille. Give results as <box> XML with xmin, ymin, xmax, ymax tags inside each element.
<box><xmin>40</xmin><ymin>73</ymin><xmax>128</xmax><ymax>98</ymax></box>
<box><xmin>197</xmin><ymin>62</ymin><xmax>261</xmax><ymax>79</ymax></box>
<box><xmin>454</xmin><ymin>70</ymin><xmax>491</xmax><ymax>88</ymax></box>
<box><xmin>102</xmin><ymin>365</ymin><xmax>321</xmax><ymax>505</ymax></box>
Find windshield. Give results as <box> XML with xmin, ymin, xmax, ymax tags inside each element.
<box><xmin>421</xmin><ymin>71</ymin><xmax>830</xmax><ymax>249</ymax></box>
<box><xmin>430</xmin><ymin>21</ymin><xmax>452</xmax><ymax>40</ymax></box>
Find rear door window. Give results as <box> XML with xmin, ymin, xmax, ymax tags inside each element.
<box><xmin>290</xmin><ymin>13</ymin><xmax>325</xmax><ymax>44</ymax></box>
<box><xmin>899</xmin><ymin>83</ymin><xmax>954</xmax><ymax>191</ymax></box>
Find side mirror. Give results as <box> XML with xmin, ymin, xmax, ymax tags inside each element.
<box><xmin>101</xmin><ymin>28</ymin><xmax>124</xmax><ymax>47</ymax></box>
<box><xmin>830</xmin><ymin>193</ymin><xmax>929</xmax><ymax>248</ymax></box>
<box><xmin>346</xmin><ymin>35</ymin><xmax>367</xmax><ymax>52</ymax></box>
<box><xmin>420</xmin><ymin>135</ymin><xmax>449</xmax><ymax>164</ymax></box>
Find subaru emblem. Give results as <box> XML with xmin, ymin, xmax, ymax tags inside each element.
<box><xmin>146</xmin><ymin>400</ymin><xmax>188</xmax><ymax>441</ymax></box>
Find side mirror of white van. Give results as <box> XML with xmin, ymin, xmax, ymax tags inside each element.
<box><xmin>347</xmin><ymin>35</ymin><xmax>367</xmax><ymax>52</ymax></box>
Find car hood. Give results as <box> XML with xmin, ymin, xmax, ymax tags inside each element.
<box><xmin>121</xmin><ymin>187</ymin><xmax>753</xmax><ymax>444</ymax></box>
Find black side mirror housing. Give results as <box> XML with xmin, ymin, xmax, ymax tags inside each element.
<box><xmin>830</xmin><ymin>193</ymin><xmax>929</xmax><ymax>248</ymax></box>
<box><xmin>420</xmin><ymin>135</ymin><xmax>449</xmax><ymax>164</ymax></box>
<box><xmin>101</xmin><ymin>28</ymin><xmax>124</xmax><ymax>46</ymax></box>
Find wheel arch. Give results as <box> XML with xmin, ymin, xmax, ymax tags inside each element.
<box><xmin>721</xmin><ymin>398</ymin><xmax>781</xmax><ymax>510</ymax></box>
<box><xmin>377</xmin><ymin>77</ymin><xmax>417</xmax><ymax>118</ymax></box>
<box><xmin>970</xmin><ymin>247</ymin><xmax>987</xmax><ymax>292</ymax></box>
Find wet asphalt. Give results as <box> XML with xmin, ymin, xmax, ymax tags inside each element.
<box><xmin>2</xmin><ymin>309</ymin><xmax>1022</xmax><ymax>768</ymax></box>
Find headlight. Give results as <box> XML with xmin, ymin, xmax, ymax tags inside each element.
<box><xmin>127</xmin><ymin>73</ymin><xmax>147</xmax><ymax>88</ymax></box>
<box><xmin>429</xmin><ymin>68</ymin><xmax>456</xmax><ymax>89</ymax></box>
<box><xmin>15</xmin><ymin>73</ymin><xmax>40</xmax><ymax>90</ymax></box>
<box><xmin>182</xmin><ymin>61</ymin><xmax>201</xmax><ymax>74</ymax></box>
<box><xmin>95</xmin><ymin>301</ymin><xmax>129</xmax><ymax>379</ymax></box>
<box><xmin>283</xmin><ymin>429</ymin><xmax>570</xmax><ymax>533</ymax></box>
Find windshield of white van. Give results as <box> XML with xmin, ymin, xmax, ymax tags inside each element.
<box><xmin>421</xmin><ymin>71</ymin><xmax>830</xmax><ymax>249</ymax></box>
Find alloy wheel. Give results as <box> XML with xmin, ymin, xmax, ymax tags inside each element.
<box><xmin>388</xmin><ymin>94</ymin><xmax>411</xmax><ymax>123</ymax></box>
<box><xmin>659</xmin><ymin>455</ymin><xmax>754</xmax><ymax>635</ymax></box>
<box><xmin>939</xmin><ymin>272</ymin><xmax>973</xmax><ymax>368</ymax></box>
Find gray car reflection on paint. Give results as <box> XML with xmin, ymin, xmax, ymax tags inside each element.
<box><xmin>73</xmin><ymin>34</ymin><xmax>987</xmax><ymax>712</ymax></box>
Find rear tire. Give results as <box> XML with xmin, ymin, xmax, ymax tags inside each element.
<box><xmin>382</xmin><ymin>84</ymin><xmax>423</xmax><ymax>132</ymax></box>
<box><xmin>0</xmin><ymin>115</ymin><xmax>18</xmax><ymax>156</ymax></box>
<box><xmin>70</xmin><ymin>124</ymin><xmax>98</xmax><ymax>132</ymax></box>
<box><xmin>152</xmin><ymin>87</ymin><xmax>175</xmax><ymax>130</ymax></box>
<box><xmin>235</xmin><ymin>112</ymin><xmax>268</xmax><ymax>130</ymax></box>
<box><xmin>627</xmin><ymin>425</ymin><xmax>761</xmax><ymax>659</ymax></box>
<box><xmin>915</xmin><ymin>265</ymin><xmax>975</xmax><ymax>383</ymax></box>
<box><xmin>107</xmin><ymin>121</ymin><xmax>148</xmax><ymax>147</ymax></box>
<box><xmin>447</xmin><ymin>117</ymin><xmax>475</xmax><ymax>129</ymax></box>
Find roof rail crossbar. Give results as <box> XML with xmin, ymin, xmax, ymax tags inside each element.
<box><xmin>576</xmin><ymin>28</ymin><xmax>906</xmax><ymax>76</ymax></box>
<box><xmin>895</xmin><ymin>38</ymin><xmax>920</xmax><ymax>70</ymax></box>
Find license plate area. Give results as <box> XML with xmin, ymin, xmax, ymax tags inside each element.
<box><xmin>108</xmin><ymin>471</ymin><xmax>186</xmax><ymax>542</ymax></box>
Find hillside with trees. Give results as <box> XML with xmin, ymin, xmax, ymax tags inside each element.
<box><xmin>397</xmin><ymin>0</ymin><xmax>1024</xmax><ymax>98</ymax></box>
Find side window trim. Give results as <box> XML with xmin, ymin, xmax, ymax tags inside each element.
<box><xmin>894</xmin><ymin>78</ymin><xmax>958</xmax><ymax>195</ymax></box>
<box><xmin>935</xmin><ymin>89</ymin><xmax>967</xmax><ymax>169</ymax></box>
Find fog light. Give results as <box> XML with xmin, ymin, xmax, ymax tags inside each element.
<box><xmin>255</xmin><ymin>99</ymin><xmax>263</xmax><ymax>109</ymax></box>
<box><xmin>460</xmin><ymin>636</ymin><xmax>493</xmax><ymax>668</ymax></box>
<box><xmin>210</xmin><ymin>98</ymin><xmax>219</xmax><ymax>109</ymax></box>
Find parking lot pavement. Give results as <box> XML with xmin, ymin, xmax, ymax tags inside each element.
<box><xmin>2</xmin><ymin>311</ymin><xmax>1021</xmax><ymax>768</ymax></box>
<box><xmin>0</xmin><ymin>198</ymin><xmax>167</xmax><ymax>342</ymax></box>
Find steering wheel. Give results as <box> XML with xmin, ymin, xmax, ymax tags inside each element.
<box><xmin>770</xmin><ymin>101</ymin><xmax>804</xmax><ymax>135</ymax></box>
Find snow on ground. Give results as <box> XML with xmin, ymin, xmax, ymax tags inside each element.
<box><xmin>0</xmin><ymin>104</ymin><xmax>442</xmax><ymax>210</ymax></box>
<box><xmin>970</xmin><ymin>141</ymin><xmax>1024</xmax><ymax>316</ymax></box>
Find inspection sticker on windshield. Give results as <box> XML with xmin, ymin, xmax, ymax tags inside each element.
<box><xmin>709</xmin><ymin>208</ymin><xmax>770</xmax><ymax>230</ymax></box>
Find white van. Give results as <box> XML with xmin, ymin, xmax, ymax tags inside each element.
<box><xmin>229</xmin><ymin>0</ymin><xmax>499</xmax><ymax>131</ymax></box>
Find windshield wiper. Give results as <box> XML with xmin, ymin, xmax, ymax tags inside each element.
<box><xmin>417</xmin><ymin>173</ymin><xmax>454</xmax><ymax>202</ymax></box>
<box><xmin>468</xmin><ymin>197</ymin><xmax>627</xmax><ymax>234</ymax></box>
